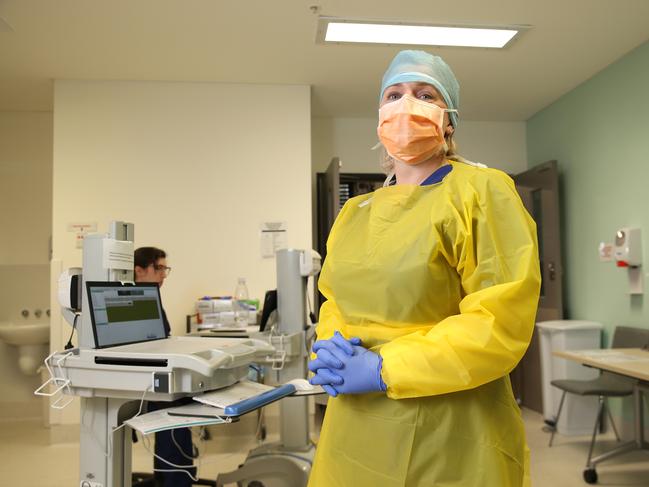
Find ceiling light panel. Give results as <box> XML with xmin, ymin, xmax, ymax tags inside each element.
<box><xmin>317</xmin><ymin>18</ymin><xmax>523</xmax><ymax>49</ymax></box>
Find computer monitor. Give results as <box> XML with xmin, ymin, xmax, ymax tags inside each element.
<box><xmin>86</xmin><ymin>281</ymin><xmax>167</xmax><ymax>349</ymax></box>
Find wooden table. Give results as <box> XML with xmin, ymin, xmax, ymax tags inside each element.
<box><xmin>553</xmin><ymin>348</ymin><xmax>649</xmax><ymax>483</ymax></box>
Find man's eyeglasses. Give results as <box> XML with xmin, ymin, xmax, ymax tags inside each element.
<box><xmin>153</xmin><ymin>264</ymin><xmax>172</xmax><ymax>276</ymax></box>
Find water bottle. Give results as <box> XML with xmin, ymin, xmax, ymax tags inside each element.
<box><xmin>233</xmin><ymin>277</ymin><xmax>249</xmax><ymax>327</ymax></box>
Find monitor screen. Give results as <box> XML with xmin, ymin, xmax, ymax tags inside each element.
<box><xmin>86</xmin><ymin>282</ymin><xmax>167</xmax><ymax>348</ymax></box>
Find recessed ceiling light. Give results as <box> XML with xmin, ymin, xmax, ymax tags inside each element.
<box><xmin>316</xmin><ymin>17</ymin><xmax>525</xmax><ymax>49</ymax></box>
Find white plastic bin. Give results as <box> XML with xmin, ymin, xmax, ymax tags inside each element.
<box><xmin>537</xmin><ymin>320</ymin><xmax>603</xmax><ymax>436</ymax></box>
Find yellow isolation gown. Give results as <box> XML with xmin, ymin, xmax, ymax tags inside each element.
<box><xmin>308</xmin><ymin>160</ymin><xmax>541</xmax><ymax>487</ymax></box>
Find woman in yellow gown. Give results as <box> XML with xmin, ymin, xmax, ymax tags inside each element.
<box><xmin>308</xmin><ymin>50</ymin><xmax>541</xmax><ymax>487</ymax></box>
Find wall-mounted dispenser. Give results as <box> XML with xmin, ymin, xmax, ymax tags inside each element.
<box><xmin>613</xmin><ymin>227</ymin><xmax>643</xmax><ymax>294</ymax></box>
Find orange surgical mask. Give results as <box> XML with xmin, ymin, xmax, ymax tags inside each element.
<box><xmin>377</xmin><ymin>94</ymin><xmax>457</xmax><ymax>165</ymax></box>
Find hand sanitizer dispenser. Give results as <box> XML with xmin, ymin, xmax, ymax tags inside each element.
<box><xmin>614</xmin><ymin>228</ymin><xmax>641</xmax><ymax>267</ymax></box>
<box><xmin>614</xmin><ymin>227</ymin><xmax>643</xmax><ymax>294</ymax></box>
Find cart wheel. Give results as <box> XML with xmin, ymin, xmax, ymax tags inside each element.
<box><xmin>583</xmin><ymin>468</ymin><xmax>598</xmax><ymax>484</ymax></box>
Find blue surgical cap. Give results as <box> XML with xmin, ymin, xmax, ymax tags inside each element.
<box><xmin>380</xmin><ymin>50</ymin><xmax>460</xmax><ymax>128</ymax></box>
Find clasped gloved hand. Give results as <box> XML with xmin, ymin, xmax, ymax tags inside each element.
<box><xmin>308</xmin><ymin>331</ymin><xmax>387</xmax><ymax>397</ymax></box>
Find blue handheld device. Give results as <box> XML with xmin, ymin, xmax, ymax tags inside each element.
<box><xmin>223</xmin><ymin>383</ymin><xmax>297</xmax><ymax>416</ymax></box>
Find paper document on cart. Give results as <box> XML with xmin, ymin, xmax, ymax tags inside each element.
<box><xmin>125</xmin><ymin>409</ymin><xmax>227</xmax><ymax>435</ymax></box>
<box><xmin>193</xmin><ymin>379</ymin><xmax>324</xmax><ymax>410</ymax></box>
<box><xmin>193</xmin><ymin>380</ymin><xmax>274</xmax><ymax>408</ymax></box>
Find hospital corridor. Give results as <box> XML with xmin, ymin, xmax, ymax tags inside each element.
<box><xmin>1</xmin><ymin>1</ymin><xmax>648</xmax><ymax>486</ymax></box>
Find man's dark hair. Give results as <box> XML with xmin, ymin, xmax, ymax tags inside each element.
<box><xmin>134</xmin><ymin>247</ymin><xmax>166</xmax><ymax>269</ymax></box>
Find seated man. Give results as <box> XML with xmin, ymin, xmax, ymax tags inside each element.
<box><xmin>135</xmin><ymin>247</ymin><xmax>197</xmax><ymax>487</ymax></box>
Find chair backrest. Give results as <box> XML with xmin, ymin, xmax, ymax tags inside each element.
<box><xmin>598</xmin><ymin>326</ymin><xmax>649</xmax><ymax>386</ymax></box>
<box><xmin>611</xmin><ymin>326</ymin><xmax>649</xmax><ymax>349</ymax></box>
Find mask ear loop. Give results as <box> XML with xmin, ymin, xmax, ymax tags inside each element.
<box><xmin>358</xmin><ymin>167</ymin><xmax>393</xmax><ymax>208</ymax></box>
<box><xmin>382</xmin><ymin>172</ymin><xmax>395</xmax><ymax>188</ymax></box>
<box><xmin>369</xmin><ymin>141</ymin><xmax>396</xmax><ymax>189</ymax></box>
<box><xmin>357</xmin><ymin>141</ymin><xmax>394</xmax><ymax>208</ymax></box>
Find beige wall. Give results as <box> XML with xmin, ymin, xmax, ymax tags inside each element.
<box><xmin>0</xmin><ymin>112</ymin><xmax>52</xmax><ymax>266</ymax></box>
<box><xmin>311</xmin><ymin>117</ymin><xmax>527</xmax><ymax>175</ymax></box>
<box><xmin>0</xmin><ymin>111</ymin><xmax>53</xmax><ymax>418</ymax></box>
<box><xmin>51</xmin><ymin>80</ymin><xmax>312</xmax><ymax>424</ymax></box>
<box><xmin>311</xmin><ymin>117</ymin><xmax>379</xmax><ymax>174</ymax></box>
<box><xmin>455</xmin><ymin>121</ymin><xmax>528</xmax><ymax>174</ymax></box>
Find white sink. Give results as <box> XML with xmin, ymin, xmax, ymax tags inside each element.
<box><xmin>0</xmin><ymin>322</ymin><xmax>50</xmax><ymax>375</ymax></box>
<box><xmin>0</xmin><ymin>322</ymin><xmax>49</xmax><ymax>346</ymax></box>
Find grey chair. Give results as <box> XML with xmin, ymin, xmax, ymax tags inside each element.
<box><xmin>547</xmin><ymin>326</ymin><xmax>649</xmax><ymax>482</ymax></box>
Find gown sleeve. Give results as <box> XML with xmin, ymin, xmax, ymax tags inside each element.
<box><xmin>379</xmin><ymin>171</ymin><xmax>541</xmax><ymax>399</ymax></box>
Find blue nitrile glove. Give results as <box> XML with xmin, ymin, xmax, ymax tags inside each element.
<box><xmin>310</xmin><ymin>343</ymin><xmax>387</xmax><ymax>396</ymax></box>
<box><xmin>309</xmin><ymin>331</ymin><xmax>362</xmax><ymax>397</ymax></box>
<box><xmin>309</xmin><ymin>368</ymin><xmax>343</xmax><ymax>397</ymax></box>
<box><xmin>331</xmin><ymin>344</ymin><xmax>386</xmax><ymax>395</ymax></box>
<box><xmin>308</xmin><ymin>331</ymin><xmax>361</xmax><ymax>372</ymax></box>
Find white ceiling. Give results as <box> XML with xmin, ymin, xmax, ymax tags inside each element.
<box><xmin>0</xmin><ymin>0</ymin><xmax>648</xmax><ymax>120</ymax></box>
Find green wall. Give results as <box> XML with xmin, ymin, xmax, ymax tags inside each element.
<box><xmin>527</xmin><ymin>40</ymin><xmax>649</xmax><ymax>344</ymax></box>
